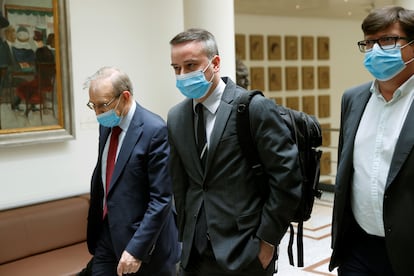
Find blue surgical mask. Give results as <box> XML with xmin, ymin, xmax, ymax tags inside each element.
<box><xmin>364</xmin><ymin>43</ymin><xmax>412</xmax><ymax>81</ymax></box>
<box><xmin>96</xmin><ymin>97</ymin><xmax>122</xmax><ymax>127</ymax></box>
<box><xmin>176</xmin><ymin>60</ymin><xmax>214</xmax><ymax>99</ymax></box>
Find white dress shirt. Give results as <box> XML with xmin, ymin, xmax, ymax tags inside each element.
<box><xmin>193</xmin><ymin>79</ymin><xmax>226</xmax><ymax>146</ymax></box>
<box><xmin>352</xmin><ymin>76</ymin><xmax>414</xmax><ymax>236</ymax></box>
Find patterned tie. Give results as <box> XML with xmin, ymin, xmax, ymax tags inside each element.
<box><xmin>194</xmin><ymin>103</ymin><xmax>208</xmax><ymax>254</ymax></box>
<box><xmin>103</xmin><ymin>126</ymin><xmax>122</xmax><ymax>219</ymax></box>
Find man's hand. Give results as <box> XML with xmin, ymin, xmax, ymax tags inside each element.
<box><xmin>258</xmin><ymin>239</ymin><xmax>275</xmax><ymax>269</ymax></box>
<box><xmin>117</xmin><ymin>250</ymin><xmax>142</xmax><ymax>276</ymax></box>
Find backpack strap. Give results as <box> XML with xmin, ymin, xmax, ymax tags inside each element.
<box><xmin>236</xmin><ymin>90</ymin><xmax>265</xmax><ymax>178</ymax></box>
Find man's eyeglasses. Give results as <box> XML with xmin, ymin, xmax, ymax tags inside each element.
<box><xmin>87</xmin><ymin>95</ymin><xmax>119</xmax><ymax>111</ymax></box>
<box><xmin>357</xmin><ymin>36</ymin><xmax>410</xmax><ymax>53</ymax></box>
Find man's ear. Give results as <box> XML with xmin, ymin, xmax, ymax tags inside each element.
<box><xmin>212</xmin><ymin>55</ymin><xmax>221</xmax><ymax>72</ymax></box>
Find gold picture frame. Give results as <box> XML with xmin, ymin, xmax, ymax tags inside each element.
<box><xmin>250</xmin><ymin>67</ymin><xmax>265</xmax><ymax>91</ymax></box>
<box><xmin>317</xmin><ymin>36</ymin><xmax>330</xmax><ymax>60</ymax></box>
<box><xmin>1</xmin><ymin>0</ymin><xmax>74</xmax><ymax>147</ymax></box>
<box><xmin>249</xmin><ymin>35</ymin><xmax>264</xmax><ymax>60</ymax></box>
<box><xmin>268</xmin><ymin>67</ymin><xmax>282</xmax><ymax>91</ymax></box>
<box><xmin>285</xmin><ymin>35</ymin><xmax>298</xmax><ymax>60</ymax></box>
<box><xmin>301</xmin><ymin>36</ymin><xmax>314</xmax><ymax>60</ymax></box>
<box><xmin>267</xmin><ymin>35</ymin><xmax>281</xmax><ymax>60</ymax></box>
<box><xmin>285</xmin><ymin>66</ymin><xmax>298</xmax><ymax>90</ymax></box>
<box><xmin>235</xmin><ymin>34</ymin><xmax>246</xmax><ymax>60</ymax></box>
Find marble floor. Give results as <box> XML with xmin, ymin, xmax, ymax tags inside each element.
<box><xmin>275</xmin><ymin>192</ymin><xmax>337</xmax><ymax>276</ymax></box>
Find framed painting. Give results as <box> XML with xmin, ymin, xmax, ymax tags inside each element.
<box><xmin>320</xmin><ymin>151</ymin><xmax>332</xmax><ymax>175</ymax></box>
<box><xmin>285</xmin><ymin>66</ymin><xmax>298</xmax><ymax>90</ymax></box>
<box><xmin>235</xmin><ymin>34</ymin><xmax>246</xmax><ymax>60</ymax></box>
<box><xmin>301</xmin><ymin>36</ymin><xmax>314</xmax><ymax>60</ymax></box>
<box><xmin>286</xmin><ymin>97</ymin><xmax>299</xmax><ymax>110</ymax></box>
<box><xmin>268</xmin><ymin>67</ymin><xmax>282</xmax><ymax>91</ymax></box>
<box><xmin>250</xmin><ymin>67</ymin><xmax>265</xmax><ymax>91</ymax></box>
<box><xmin>270</xmin><ymin>96</ymin><xmax>283</xmax><ymax>105</ymax></box>
<box><xmin>318</xmin><ymin>66</ymin><xmax>330</xmax><ymax>89</ymax></box>
<box><xmin>285</xmin><ymin>35</ymin><xmax>298</xmax><ymax>60</ymax></box>
<box><xmin>317</xmin><ymin>36</ymin><xmax>330</xmax><ymax>60</ymax></box>
<box><xmin>302</xmin><ymin>66</ymin><xmax>314</xmax><ymax>90</ymax></box>
<box><xmin>302</xmin><ymin>96</ymin><xmax>315</xmax><ymax>115</ymax></box>
<box><xmin>321</xmin><ymin>123</ymin><xmax>331</xmax><ymax>147</ymax></box>
<box><xmin>249</xmin><ymin>35</ymin><xmax>264</xmax><ymax>60</ymax></box>
<box><xmin>0</xmin><ymin>0</ymin><xmax>74</xmax><ymax>147</ymax></box>
<box><xmin>267</xmin><ymin>35</ymin><xmax>281</xmax><ymax>60</ymax></box>
<box><xmin>318</xmin><ymin>95</ymin><xmax>330</xmax><ymax>118</ymax></box>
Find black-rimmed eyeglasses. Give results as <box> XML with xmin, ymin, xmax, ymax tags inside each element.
<box><xmin>87</xmin><ymin>95</ymin><xmax>119</xmax><ymax>111</ymax></box>
<box><xmin>357</xmin><ymin>36</ymin><xmax>410</xmax><ymax>53</ymax></box>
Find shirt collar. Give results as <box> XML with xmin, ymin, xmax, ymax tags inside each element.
<box><xmin>193</xmin><ymin>78</ymin><xmax>226</xmax><ymax>114</ymax></box>
<box><xmin>370</xmin><ymin>75</ymin><xmax>414</xmax><ymax>103</ymax></box>
<box><xmin>119</xmin><ymin>100</ymin><xmax>136</xmax><ymax>132</ymax></box>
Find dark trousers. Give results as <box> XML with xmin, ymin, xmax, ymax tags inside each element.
<box><xmin>92</xmin><ymin>219</ymin><xmax>176</xmax><ymax>276</ymax></box>
<box><xmin>338</xmin><ymin>222</ymin><xmax>395</xmax><ymax>276</ymax></box>
<box><xmin>180</xmin><ymin>243</ymin><xmax>275</xmax><ymax>276</ymax></box>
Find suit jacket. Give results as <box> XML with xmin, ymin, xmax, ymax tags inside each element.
<box><xmin>329</xmin><ymin>82</ymin><xmax>414</xmax><ymax>276</ymax></box>
<box><xmin>87</xmin><ymin>102</ymin><xmax>180</xmax><ymax>273</ymax></box>
<box><xmin>167</xmin><ymin>78</ymin><xmax>302</xmax><ymax>271</ymax></box>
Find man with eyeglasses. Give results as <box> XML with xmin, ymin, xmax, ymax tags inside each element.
<box><xmin>330</xmin><ymin>6</ymin><xmax>414</xmax><ymax>276</ymax></box>
<box><xmin>83</xmin><ymin>66</ymin><xmax>180</xmax><ymax>276</ymax></box>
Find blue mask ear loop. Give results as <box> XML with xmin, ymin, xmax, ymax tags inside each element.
<box><xmin>203</xmin><ymin>57</ymin><xmax>215</xmax><ymax>83</ymax></box>
<box><xmin>113</xmin><ymin>93</ymin><xmax>125</xmax><ymax>118</ymax></box>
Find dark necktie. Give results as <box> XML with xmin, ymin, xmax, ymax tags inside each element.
<box><xmin>103</xmin><ymin>126</ymin><xmax>122</xmax><ymax>219</ymax></box>
<box><xmin>194</xmin><ymin>103</ymin><xmax>208</xmax><ymax>254</ymax></box>
<box><xmin>196</xmin><ymin>103</ymin><xmax>208</xmax><ymax>168</ymax></box>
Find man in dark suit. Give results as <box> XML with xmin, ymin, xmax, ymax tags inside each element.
<box><xmin>329</xmin><ymin>6</ymin><xmax>414</xmax><ymax>276</ymax></box>
<box><xmin>167</xmin><ymin>28</ymin><xmax>302</xmax><ymax>275</ymax></box>
<box><xmin>85</xmin><ymin>66</ymin><xmax>180</xmax><ymax>276</ymax></box>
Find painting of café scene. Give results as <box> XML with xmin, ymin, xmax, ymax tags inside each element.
<box><xmin>0</xmin><ymin>0</ymin><xmax>61</xmax><ymax>131</ymax></box>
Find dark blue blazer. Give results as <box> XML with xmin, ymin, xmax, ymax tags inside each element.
<box><xmin>330</xmin><ymin>82</ymin><xmax>414</xmax><ymax>276</ymax></box>
<box><xmin>87</xmin><ymin>102</ymin><xmax>180</xmax><ymax>273</ymax></box>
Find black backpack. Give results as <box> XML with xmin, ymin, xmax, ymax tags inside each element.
<box><xmin>236</xmin><ymin>90</ymin><xmax>323</xmax><ymax>267</ymax></box>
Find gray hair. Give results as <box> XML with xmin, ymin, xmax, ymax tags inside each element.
<box><xmin>84</xmin><ymin>66</ymin><xmax>133</xmax><ymax>96</ymax></box>
<box><xmin>169</xmin><ymin>28</ymin><xmax>219</xmax><ymax>59</ymax></box>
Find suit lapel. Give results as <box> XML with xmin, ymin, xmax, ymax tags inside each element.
<box><xmin>341</xmin><ymin>85</ymin><xmax>372</xmax><ymax>168</ymax></box>
<box><xmin>108</xmin><ymin>104</ymin><xmax>144</xmax><ymax>194</ymax></box>
<box><xmin>205</xmin><ymin>80</ymin><xmax>236</xmax><ymax>173</ymax></box>
<box><xmin>386</xmin><ymin>99</ymin><xmax>414</xmax><ymax>188</ymax></box>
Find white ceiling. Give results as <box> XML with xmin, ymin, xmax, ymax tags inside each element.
<box><xmin>234</xmin><ymin>0</ymin><xmax>396</xmax><ymax>21</ymax></box>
